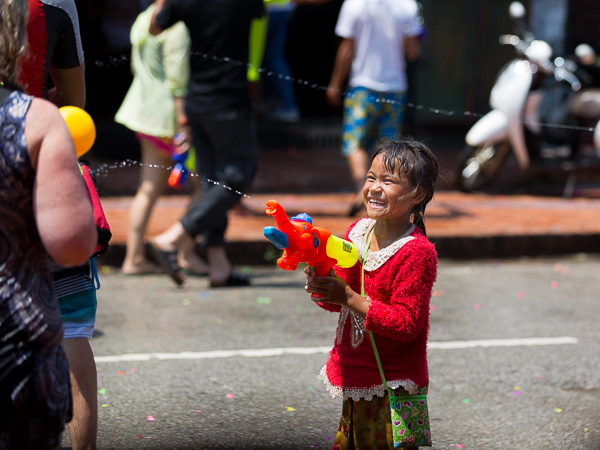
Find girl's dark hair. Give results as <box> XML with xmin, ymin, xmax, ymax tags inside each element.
<box><xmin>370</xmin><ymin>136</ymin><xmax>438</xmax><ymax>236</ymax></box>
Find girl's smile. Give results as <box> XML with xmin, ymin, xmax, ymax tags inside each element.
<box><xmin>363</xmin><ymin>154</ymin><xmax>422</xmax><ymax>225</ymax></box>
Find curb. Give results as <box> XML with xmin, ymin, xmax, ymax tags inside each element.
<box><xmin>96</xmin><ymin>232</ymin><xmax>600</xmax><ymax>268</ymax></box>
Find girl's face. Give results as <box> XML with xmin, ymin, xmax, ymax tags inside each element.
<box><xmin>362</xmin><ymin>154</ymin><xmax>423</xmax><ymax>224</ymax></box>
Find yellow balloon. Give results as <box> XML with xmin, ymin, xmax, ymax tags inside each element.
<box><xmin>59</xmin><ymin>106</ymin><xmax>96</xmax><ymax>157</ymax></box>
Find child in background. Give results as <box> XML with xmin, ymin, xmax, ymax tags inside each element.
<box><xmin>304</xmin><ymin>136</ymin><xmax>438</xmax><ymax>449</ymax></box>
<box><xmin>116</xmin><ymin>2</ymin><xmax>206</xmax><ymax>276</ymax></box>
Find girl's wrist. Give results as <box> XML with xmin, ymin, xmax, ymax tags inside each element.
<box><xmin>346</xmin><ymin>288</ymin><xmax>368</xmax><ymax>318</ymax></box>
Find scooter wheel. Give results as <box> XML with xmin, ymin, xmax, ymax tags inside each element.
<box><xmin>454</xmin><ymin>143</ymin><xmax>510</xmax><ymax>192</ymax></box>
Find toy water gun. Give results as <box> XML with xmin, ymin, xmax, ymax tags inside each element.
<box><xmin>168</xmin><ymin>129</ymin><xmax>193</xmax><ymax>189</ymax></box>
<box><xmin>263</xmin><ymin>200</ymin><xmax>358</xmax><ymax>299</ymax></box>
<box><xmin>168</xmin><ymin>149</ymin><xmax>189</xmax><ymax>188</ymax></box>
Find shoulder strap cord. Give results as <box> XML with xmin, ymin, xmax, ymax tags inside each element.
<box><xmin>363</xmin><ymin>230</ymin><xmax>426</xmax><ymax>401</ymax></box>
<box><xmin>361</xmin><ymin>230</ymin><xmax>390</xmax><ymax>391</ymax></box>
<box><xmin>90</xmin><ymin>257</ymin><xmax>101</xmax><ymax>290</ymax></box>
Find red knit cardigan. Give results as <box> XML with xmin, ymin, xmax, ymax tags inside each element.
<box><xmin>320</xmin><ymin>218</ymin><xmax>437</xmax><ymax>400</ymax></box>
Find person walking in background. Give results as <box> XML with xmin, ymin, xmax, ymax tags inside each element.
<box><xmin>304</xmin><ymin>136</ymin><xmax>438</xmax><ymax>449</ymax></box>
<box><xmin>326</xmin><ymin>0</ymin><xmax>423</xmax><ymax>216</ymax></box>
<box><xmin>0</xmin><ymin>1</ymin><xmax>97</xmax><ymax>447</ymax></box>
<box><xmin>148</xmin><ymin>0</ymin><xmax>265</xmax><ymax>288</ymax></box>
<box><xmin>19</xmin><ymin>1</ymin><xmax>100</xmax><ymax>447</ymax></box>
<box><xmin>116</xmin><ymin>2</ymin><xmax>207</xmax><ymax>277</ymax></box>
<box><xmin>261</xmin><ymin>0</ymin><xmax>300</xmax><ymax>123</ymax></box>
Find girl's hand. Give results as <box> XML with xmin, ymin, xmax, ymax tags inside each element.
<box><xmin>303</xmin><ymin>266</ymin><xmax>370</xmax><ymax>317</ymax></box>
<box><xmin>304</xmin><ymin>266</ymin><xmax>349</xmax><ymax>306</ymax></box>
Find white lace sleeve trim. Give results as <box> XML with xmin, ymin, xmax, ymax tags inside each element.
<box><xmin>320</xmin><ymin>366</ymin><xmax>419</xmax><ymax>401</ymax></box>
<box><xmin>349</xmin><ymin>219</ymin><xmax>415</xmax><ymax>271</ymax></box>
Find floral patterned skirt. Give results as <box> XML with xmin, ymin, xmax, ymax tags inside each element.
<box><xmin>331</xmin><ymin>385</ymin><xmax>430</xmax><ymax>449</ymax></box>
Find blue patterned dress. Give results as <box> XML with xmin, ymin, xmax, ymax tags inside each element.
<box><xmin>0</xmin><ymin>90</ymin><xmax>72</xmax><ymax>448</ymax></box>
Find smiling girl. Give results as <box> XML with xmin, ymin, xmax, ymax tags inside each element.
<box><xmin>305</xmin><ymin>136</ymin><xmax>438</xmax><ymax>449</ymax></box>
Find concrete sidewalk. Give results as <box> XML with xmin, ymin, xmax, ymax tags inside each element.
<box><xmin>90</xmin><ymin>121</ymin><xmax>600</xmax><ymax>267</ymax></box>
<box><xmin>97</xmin><ymin>190</ymin><xmax>600</xmax><ymax>267</ymax></box>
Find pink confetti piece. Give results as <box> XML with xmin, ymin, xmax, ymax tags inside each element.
<box><xmin>226</xmin><ymin>393</ymin><xmax>234</xmax><ymax>399</ymax></box>
<box><xmin>430</xmin><ymin>304</ymin><xmax>437</xmax><ymax>312</ymax></box>
<box><xmin>130</xmin><ymin>368</ymin><xmax>137</xmax><ymax>374</ymax></box>
<box><xmin>147</xmin><ymin>415</ymin><xmax>155</xmax><ymax>421</ymax></box>
<box><xmin>455</xmin><ymin>446</ymin><xmax>465</xmax><ymax>448</ymax></box>
<box><xmin>473</xmin><ymin>303</ymin><xmax>481</xmax><ymax>310</ymax></box>
<box><xmin>516</xmin><ymin>291</ymin><xmax>525</xmax><ymax>298</ymax></box>
<box><xmin>553</xmin><ymin>263</ymin><xmax>570</xmax><ymax>274</ymax></box>
<box><xmin>513</xmin><ymin>391</ymin><xmax>522</xmax><ymax>396</ymax></box>
<box><xmin>550</xmin><ymin>281</ymin><xmax>559</xmax><ymax>289</ymax></box>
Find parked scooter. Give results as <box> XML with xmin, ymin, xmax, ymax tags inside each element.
<box><xmin>455</xmin><ymin>1</ymin><xmax>600</xmax><ymax>194</ymax></box>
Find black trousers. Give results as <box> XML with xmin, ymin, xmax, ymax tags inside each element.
<box><xmin>180</xmin><ymin>107</ymin><xmax>259</xmax><ymax>247</ymax></box>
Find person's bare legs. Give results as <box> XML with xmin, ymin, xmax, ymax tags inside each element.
<box><xmin>62</xmin><ymin>337</ymin><xmax>97</xmax><ymax>450</ymax></box>
<box><xmin>153</xmin><ymin>223</ymin><xmax>233</xmax><ymax>285</ymax></box>
<box><xmin>206</xmin><ymin>245</ymin><xmax>232</xmax><ymax>284</ymax></box>
<box><xmin>177</xmin><ymin>236</ymin><xmax>209</xmax><ymax>274</ymax></box>
<box><xmin>177</xmin><ymin>181</ymin><xmax>209</xmax><ymax>274</ymax></box>
<box><xmin>121</xmin><ymin>139</ymin><xmax>170</xmax><ymax>274</ymax></box>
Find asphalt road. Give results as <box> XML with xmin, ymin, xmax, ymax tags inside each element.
<box><xmin>62</xmin><ymin>254</ymin><xmax>600</xmax><ymax>449</ymax></box>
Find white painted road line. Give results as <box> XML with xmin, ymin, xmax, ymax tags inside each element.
<box><xmin>427</xmin><ymin>336</ymin><xmax>579</xmax><ymax>349</ymax></box>
<box><xmin>94</xmin><ymin>336</ymin><xmax>578</xmax><ymax>364</ymax></box>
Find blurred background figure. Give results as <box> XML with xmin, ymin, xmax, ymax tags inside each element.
<box><xmin>261</xmin><ymin>0</ymin><xmax>300</xmax><ymax>123</ymax></box>
<box><xmin>115</xmin><ymin>1</ymin><xmax>207</xmax><ymax>277</ymax></box>
<box><xmin>326</xmin><ymin>0</ymin><xmax>423</xmax><ymax>216</ymax></box>
<box><xmin>0</xmin><ymin>1</ymin><xmax>97</xmax><ymax>448</ymax></box>
<box><xmin>148</xmin><ymin>0</ymin><xmax>265</xmax><ymax>288</ymax></box>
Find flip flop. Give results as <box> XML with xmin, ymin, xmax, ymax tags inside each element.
<box><xmin>210</xmin><ymin>271</ymin><xmax>250</xmax><ymax>288</ymax></box>
<box><xmin>147</xmin><ymin>241</ymin><xmax>185</xmax><ymax>286</ymax></box>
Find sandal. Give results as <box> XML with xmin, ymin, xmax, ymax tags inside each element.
<box><xmin>147</xmin><ymin>241</ymin><xmax>185</xmax><ymax>286</ymax></box>
<box><xmin>210</xmin><ymin>271</ymin><xmax>251</xmax><ymax>288</ymax></box>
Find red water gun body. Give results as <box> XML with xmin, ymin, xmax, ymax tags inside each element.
<box><xmin>263</xmin><ymin>200</ymin><xmax>358</xmax><ymax>297</ymax></box>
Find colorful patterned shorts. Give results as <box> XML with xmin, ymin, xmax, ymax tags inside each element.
<box><xmin>341</xmin><ymin>86</ymin><xmax>407</xmax><ymax>157</ymax></box>
<box><xmin>332</xmin><ymin>385</ymin><xmax>431</xmax><ymax>449</ymax></box>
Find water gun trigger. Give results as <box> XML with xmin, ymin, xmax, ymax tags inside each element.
<box><xmin>263</xmin><ymin>226</ymin><xmax>289</xmax><ymax>250</ymax></box>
